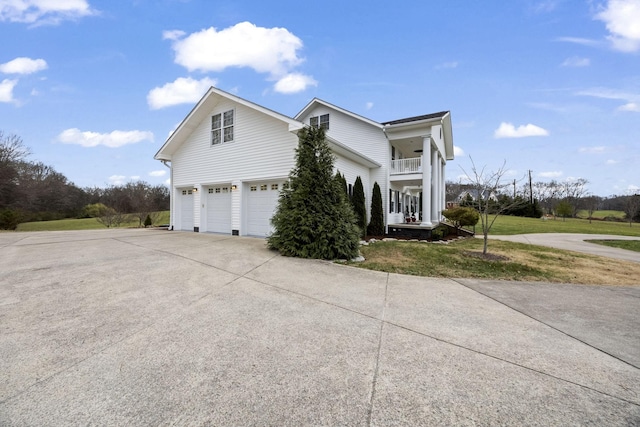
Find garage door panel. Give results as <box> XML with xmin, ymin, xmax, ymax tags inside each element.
<box><xmin>246</xmin><ymin>182</ymin><xmax>283</xmax><ymax>237</ymax></box>
<box><xmin>206</xmin><ymin>186</ymin><xmax>231</xmax><ymax>234</ymax></box>
<box><xmin>180</xmin><ymin>189</ymin><xmax>194</xmax><ymax>231</ymax></box>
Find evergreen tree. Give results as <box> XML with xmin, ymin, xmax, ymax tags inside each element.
<box><xmin>367</xmin><ymin>181</ymin><xmax>385</xmax><ymax>236</ymax></box>
<box><xmin>267</xmin><ymin>127</ymin><xmax>360</xmax><ymax>259</ymax></box>
<box><xmin>352</xmin><ymin>176</ymin><xmax>366</xmax><ymax>238</ymax></box>
<box><xmin>335</xmin><ymin>171</ymin><xmax>348</xmax><ymax>197</ymax></box>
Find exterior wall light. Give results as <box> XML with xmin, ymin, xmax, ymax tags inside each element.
<box><xmin>231</xmin><ymin>185</ymin><xmax>237</xmax><ymax>191</ymax></box>
<box><xmin>192</xmin><ymin>187</ymin><xmax>198</xmax><ymax>192</ymax></box>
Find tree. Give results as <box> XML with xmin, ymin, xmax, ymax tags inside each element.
<box><xmin>268</xmin><ymin>126</ymin><xmax>361</xmax><ymax>259</ymax></box>
<box><xmin>556</xmin><ymin>200</ymin><xmax>572</xmax><ymax>221</ymax></box>
<box><xmin>461</xmin><ymin>158</ymin><xmax>525</xmax><ymax>255</ymax></box>
<box><xmin>624</xmin><ymin>193</ymin><xmax>640</xmax><ymax>227</ymax></box>
<box><xmin>367</xmin><ymin>181</ymin><xmax>384</xmax><ymax>236</ymax></box>
<box><xmin>352</xmin><ymin>176</ymin><xmax>366</xmax><ymax>238</ymax></box>
<box><xmin>335</xmin><ymin>171</ymin><xmax>348</xmax><ymax>197</ymax></box>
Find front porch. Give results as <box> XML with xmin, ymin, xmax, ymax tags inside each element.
<box><xmin>386</xmin><ymin>222</ymin><xmax>464</xmax><ymax>240</ymax></box>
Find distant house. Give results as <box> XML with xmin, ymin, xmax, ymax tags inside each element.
<box><xmin>456</xmin><ymin>189</ymin><xmax>498</xmax><ymax>203</ymax></box>
<box><xmin>154</xmin><ymin>87</ymin><xmax>454</xmax><ymax>237</ymax></box>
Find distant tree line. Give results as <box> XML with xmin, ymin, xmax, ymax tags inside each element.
<box><xmin>0</xmin><ymin>132</ymin><xmax>169</xmax><ymax>229</ymax></box>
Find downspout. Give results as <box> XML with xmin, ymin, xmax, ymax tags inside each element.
<box><xmin>161</xmin><ymin>160</ymin><xmax>173</xmax><ymax>230</ymax></box>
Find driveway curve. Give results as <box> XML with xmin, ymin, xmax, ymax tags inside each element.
<box><xmin>488</xmin><ymin>233</ymin><xmax>640</xmax><ymax>263</ymax></box>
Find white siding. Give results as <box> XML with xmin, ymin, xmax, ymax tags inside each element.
<box><xmin>335</xmin><ymin>155</ymin><xmax>371</xmax><ymax>219</ymax></box>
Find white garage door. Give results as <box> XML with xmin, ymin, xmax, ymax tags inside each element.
<box><xmin>246</xmin><ymin>181</ymin><xmax>284</xmax><ymax>237</ymax></box>
<box><xmin>179</xmin><ymin>189</ymin><xmax>194</xmax><ymax>231</ymax></box>
<box><xmin>206</xmin><ymin>186</ymin><xmax>231</xmax><ymax>233</ymax></box>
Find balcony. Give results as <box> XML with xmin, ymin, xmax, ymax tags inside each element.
<box><xmin>390</xmin><ymin>157</ymin><xmax>422</xmax><ymax>175</ymax></box>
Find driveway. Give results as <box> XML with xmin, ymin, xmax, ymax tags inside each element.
<box><xmin>1</xmin><ymin>229</ymin><xmax>639</xmax><ymax>425</ymax></box>
<box><xmin>488</xmin><ymin>233</ymin><xmax>640</xmax><ymax>263</ymax></box>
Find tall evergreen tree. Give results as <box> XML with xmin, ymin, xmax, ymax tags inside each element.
<box><xmin>352</xmin><ymin>176</ymin><xmax>366</xmax><ymax>238</ymax></box>
<box><xmin>335</xmin><ymin>171</ymin><xmax>348</xmax><ymax>197</ymax></box>
<box><xmin>268</xmin><ymin>127</ymin><xmax>360</xmax><ymax>259</ymax></box>
<box><xmin>367</xmin><ymin>181</ymin><xmax>384</xmax><ymax>236</ymax></box>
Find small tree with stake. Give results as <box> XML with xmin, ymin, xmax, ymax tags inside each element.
<box><xmin>268</xmin><ymin>126</ymin><xmax>360</xmax><ymax>259</ymax></box>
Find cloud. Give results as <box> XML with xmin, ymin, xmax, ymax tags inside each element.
<box><xmin>0</xmin><ymin>79</ymin><xmax>18</xmax><ymax>103</ymax></box>
<box><xmin>561</xmin><ymin>56</ymin><xmax>590</xmax><ymax>67</ymax></box>
<box><xmin>0</xmin><ymin>0</ymin><xmax>98</xmax><ymax>26</ymax></box>
<box><xmin>108</xmin><ymin>175</ymin><xmax>126</xmax><ymax>185</ymax></box>
<box><xmin>606</xmin><ymin>159</ymin><xmax>618</xmax><ymax>165</ymax></box>
<box><xmin>493</xmin><ymin>122</ymin><xmax>549</xmax><ymax>138</ymax></box>
<box><xmin>273</xmin><ymin>73</ymin><xmax>317</xmax><ymax>94</ymax></box>
<box><xmin>555</xmin><ymin>36</ymin><xmax>602</xmax><ymax>47</ymax></box>
<box><xmin>579</xmin><ymin>146</ymin><xmax>606</xmax><ymax>153</ymax></box>
<box><xmin>595</xmin><ymin>0</ymin><xmax>640</xmax><ymax>52</ymax></box>
<box><xmin>577</xmin><ymin>87</ymin><xmax>640</xmax><ymax>112</ymax></box>
<box><xmin>57</xmin><ymin>128</ymin><xmax>154</xmax><ymax>148</ymax></box>
<box><xmin>147</xmin><ymin>76</ymin><xmax>216</xmax><ymax>109</ymax></box>
<box><xmin>538</xmin><ymin>171</ymin><xmax>563</xmax><ymax>178</ymax></box>
<box><xmin>453</xmin><ymin>145</ymin><xmax>465</xmax><ymax>156</ymax></box>
<box><xmin>149</xmin><ymin>170</ymin><xmax>166</xmax><ymax>177</ymax></box>
<box><xmin>0</xmin><ymin>57</ymin><xmax>47</xmax><ymax>74</ymax></box>
<box><xmin>365</xmin><ymin>102</ymin><xmax>374</xmax><ymax>110</ymax></box>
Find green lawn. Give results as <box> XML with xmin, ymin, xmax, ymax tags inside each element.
<box><xmin>586</xmin><ymin>239</ymin><xmax>640</xmax><ymax>252</ymax></box>
<box><xmin>481</xmin><ymin>215</ymin><xmax>640</xmax><ymax>237</ymax></box>
<box><xmin>576</xmin><ymin>209</ymin><xmax>626</xmax><ymax>219</ymax></box>
<box><xmin>16</xmin><ymin>211</ymin><xmax>170</xmax><ymax>232</ymax></box>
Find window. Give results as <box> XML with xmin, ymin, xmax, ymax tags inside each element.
<box><xmin>250</xmin><ymin>186</ymin><xmax>257</xmax><ymax>191</ymax></box>
<box><xmin>222</xmin><ymin>187</ymin><xmax>229</xmax><ymax>193</ymax></box>
<box><xmin>208</xmin><ymin>188</ymin><xmax>214</xmax><ymax>194</ymax></box>
<box><xmin>271</xmin><ymin>184</ymin><xmax>278</xmax><ymax>190</ymax></box>
<box><xmin>389</xmin><ymin>190</ymin><xmax>395</xmax><ymax>213</ymax></box>
<box><xmin>310</xmin><ymin>114</ymin><xmax>329</xmax><ymax>130</ymax></box>
<box><xmin>215</xmin><ymin>188</ymin><xmax>221</xmax><ymax>193</ymax></box>
<box><xmin>260</xmin><ymin>184</ymin><xmax>267</xmax><ymax>191</ymax></box>
<box><xmin>211</xmin><ymin>109</ymin><xmax>234</xmax><ymax>145</ymax></box>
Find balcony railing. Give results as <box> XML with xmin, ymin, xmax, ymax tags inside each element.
<box><xmin>390</xmin><ymin>157</ymin><xmax>422</xmax><ymax>175</ymax></box>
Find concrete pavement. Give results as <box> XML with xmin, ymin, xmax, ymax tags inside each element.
<box><xmin>1</xmin><ymin>229</ymin><xmax>639</xmax><ymax>425</ymax></box>
<box><xmin>488</xmin><ymin>233</ymin><xmax>640</xmax><ymax>263</ymax></box>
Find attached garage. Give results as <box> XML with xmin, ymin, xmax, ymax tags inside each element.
<box><xmin>205</xmin><ymin>185</ymin><xmax>232</xmax><ymax>234</ymax></box>
<box><xmin>179</xmin><ymin>189</ymin><xmax>194</xmax><ymax>231</ymax></box>
<box><xmin>246</xmin><ymin>181</ymin><xmax>284</xmax><ymax>237</ymax></box>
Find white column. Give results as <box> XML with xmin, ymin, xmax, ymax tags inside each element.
<box><xmin>420</xmin><ymin>146</ymin><xmax>432</xmax><ymax>227</ymax></box>
<box><xmin>431</xmin><ymin>149</ymin><xmax>438</xmax><ymax>222</ymax></box>
<box><xmin>441</xmin><ymin>161</ymin><xmax>446</xmax><ymax>214</ymax></box>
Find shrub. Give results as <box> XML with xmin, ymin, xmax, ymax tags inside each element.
<box><xmin>442</xmin><ymin>206</ymin><xmax>479</xmax><ymax>229</ymax></box>
<box><xmin>367</xmin><ymin>182</ymin><xmax>384</xmax><ymax>236</ymax></box>
<box><xmin>82</xmin><ymin>203</ymin><xmax>110</xmax><ymax>218</ymax></box>
<box><xmin>0</xmin><ymin>208</ymin><xmax>21</xmax><ymax>230</ymax></box>
<box><xmin>352</xmin><ymin>176</ymin><xmax>366</xmax><ymax>238</ymax></box>
<box><xmin>144</xmin><ymin>214</ymin><xmax>152</xmax><ymax>227</ymax></box>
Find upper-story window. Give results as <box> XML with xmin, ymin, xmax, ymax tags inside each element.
<box><xmin>212</xmin><ymin>109</ymin><xmax>234</xmax><ymax>145</ymax></box>
<box><xmin>310</xmin><ymin>114</ymin><xmax>329</xmax><ymax>130</ymax></box>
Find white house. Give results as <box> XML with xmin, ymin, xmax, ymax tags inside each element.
<box><xmin>154</xmin><ymin>87</ymin><xmax>454</xmax><ymax>238</ymax></box>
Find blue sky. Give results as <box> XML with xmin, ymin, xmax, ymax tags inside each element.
<box><xmin>1</xmin><ymin>0</ymin><xmax>638</xmax><ymax>196</ymax></box>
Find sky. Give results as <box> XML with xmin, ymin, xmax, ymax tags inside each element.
<box><xmin>1</xmin><ymin>0</ymin><xmax>639</xmax><ymax>197</ymax></box>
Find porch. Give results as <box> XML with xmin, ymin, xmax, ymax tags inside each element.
<box><xmin>390</xmin><ymin>157</ymin><xmax>422</xmax><ymax>175</ymax></box>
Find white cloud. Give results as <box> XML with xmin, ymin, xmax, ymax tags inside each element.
<box><xmin>130</xmin><ymin>175</ymin><xmax>140</xmax><ymax>181</ymax></box>
<box><xmin>493</xmin><ymin>122</ymin><xmax>549</xmax><ymax>138</ymax></box>
<box><xmin>273</xmin><ymin>73</ymin><xmax>317</xmax><ymax>94</ymax></box>
<box><xmin>555</xmin><ymin>36</ymin><xmax>602</xmax><ymax>47</ymax></box>
<box><xmin>606</xmin><ymin>159</ymin><xmax>618</xmax><ymax>165</ymax></box>
<box><xmin>164</xmin><ymin>178</ymin><xmax>171</xmax><ymax>186</ymax></box>
<box><xmin>579</xmin><ymin>146</ymin><xmax>606</xmax><ymax>153</ymax></box>
<box><xmin>108</xmin><ymin>175</ymin><xmax>126</xmax><ymax>185</ymax></box>
<box><xmin>628</xmin><ymin>184</ymin><xmax>640</xmax><ymax>192</ymax></box>
<box><xmin>57</xmin><ymin>128</ymin><xmax>154</xmax><ymax>148</ymax></box>
<box><xmin>453</xmin><ymin>145</ymin><xmax>465</xmax><ymax>156</ymax></box>
<box><xmin>149</xmin><ymin>170</ymin><xmax>166</xmax><ymax>177</ymax></box>
<box><xmin>0</xmin><ymin>79</ymin><xmax>18</xmax><ymax>103</ymax></box>
<box><xmin>539</xmin><ymin>171</ymin><xmax>563</xmax><ymax>178</ymax></box>
<box><xmin>147</xmin><ymin>76</ymin><xmax>216</xmax><ymax>109</ymax></box>
<box><xmin>595</xmin><ymin>0</ymin><xmax>640</xmax><ymax>52</ymax></box>
<box><xmin>618</xmin><ymin>102</ymin><xmax>640</xmax><ymax>112</ymax></box>
<box><xmin>0</xmin><ymin>0</ymin><xmax>97</xmax><ymax>26</ymax></box>
<box><xmin>0</xmin><ymin>57</ymin><xmax>47</xmax><ymax>74</ymax></box>
<box><xmin>561</xmin><ymin>56</ymin><xmax>590</xmax><ymax>67</ymax></box>
<box><xmin>435</xmin><ymin>61</ymin><xmax>458</xmax><ymax>69</ymax></box>
<box><xmin>365</xmin><ymin>102</ymin><xmax>374</xmax><ymax>110</ymax></box>
<box><xmin>165</xmin><ymin>21</ymin><xmax>314</xmax><ymax>93</ymax></box>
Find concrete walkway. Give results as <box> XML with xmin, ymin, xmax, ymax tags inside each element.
<box><xmin>488</xmin><ymin>233</ymin><xmax>640</xmax><ymax>263</ymax></box>
<box><xmin>1</xmin><ymin>229</ymin><xmax>639</xmax><ymax>425</ymax></box>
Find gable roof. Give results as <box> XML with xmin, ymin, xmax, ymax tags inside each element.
<box><xmin>382</xmin><ymin>111</ymin><xmax>454</xmax><ymax>161</ymax></box>
<box><xmin>294</xmin><ymin>98</ymin><xmax>383</xmax><ymax>129</ymax></box>
<box><xmin>154</xmin><ymin>86</ymin><xmax>304</xmax><ymax>161</ymax></box>
<box><xmin>381</xmin><ymin>111</ymin><xmax>449</xmax><ymax>126</ymax></box>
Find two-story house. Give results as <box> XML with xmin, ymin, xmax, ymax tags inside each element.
<box><xmin>154</xmin><ymin>86</ymin><xmax>454</xmax><ymax>238</ymax></box>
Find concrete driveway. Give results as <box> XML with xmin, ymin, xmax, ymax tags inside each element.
<box><xmin>1</xmin><ymin>229</ymin><xmax>639</xmax><ymax>426</ymax></box>
<box><xmin>488</xmin><ymin>233</ymin><xmax>640</xmax><ymax>263</ymax></box>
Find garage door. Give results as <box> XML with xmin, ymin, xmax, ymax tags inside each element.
<box><xmin>246</xmin><ymin>181</ymin><xmax>284</xmax><ymax>237</ymax></box>
<box><xmin>180</xmin><ymin>189</ymin><xmax>194</xmax><ymax>231</ymax></box>
<box><xmin>206</xmin><ymin>186</ymin><xmax>231</xmax><ymax>233</ymax></box>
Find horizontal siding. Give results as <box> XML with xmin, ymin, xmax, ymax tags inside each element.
<box><xmin>172</xmin><ymin>99</ymin><xmax>298</xmax><ymax>186</ymax></box>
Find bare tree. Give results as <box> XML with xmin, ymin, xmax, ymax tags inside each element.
<box><xmin>460</xmin><ymin>158</ymin><xmax>524</xmax><ymax>255</ymax></box>
<box><xmin>624</xmin><ymin>192</ymin><xmax>640</xmax><ymax>227</ymax></box>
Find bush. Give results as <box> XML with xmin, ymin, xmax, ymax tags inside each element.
<box><xmin>144</xmin><ymin>214</ymin><xmax>152</xmax><ymax>227</ymax></box>
<box><xmin>442</xmin><ymin>206</ymin><xmax>479</xmax><ymax>228</ymax></box>
<box><xmin>367</xmin><ymin>182</ymin><xmax>384</xmax><ymax>236</ymax></box>
<box><xmin>0</xmin><ymin>208</ymin><xmax>21</xmax><ymax>230</ymax></box>
<box><xmin>82</xmin><ymin>203</ymin><xmax>110</xmax><ymax>218</ymax></box>
<box><xmin>352</xmin><ymin>176</ymin><xmax>366</xmax><ymax>238</ymax></box>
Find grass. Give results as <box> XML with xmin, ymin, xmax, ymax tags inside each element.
<box><xmin>483</xmin><ymin>215</ymin><xmax>640</xmax><ymax>237</ymax></box>
<box><xmin>576</xmin><ymin>209</ymin><xmax>626</xmax><ymax>219</ymax></box>
<box><xmin>586</xmin><ymin>239</ymin><xmax>640</xmax><ymax>253</ymax></box>
<box><xmin>15</xmin><ymin>211</ymin><xmax>170</xmax><ymax>232</ymax></box>
<box><xmin>353</xmin><ymin>238</ymin><xmax>640</xmax><ymax>285</ymax></box>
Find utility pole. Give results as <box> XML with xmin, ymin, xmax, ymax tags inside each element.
<box><xmin>513</xmin><ymin>179</ymin><xmax>516</xmax><ymax>199</ymax></box>
<box><xmin>528</xmin><ymin>170</ymin><xmax>533</xmax><ymax>204</ymax></box>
